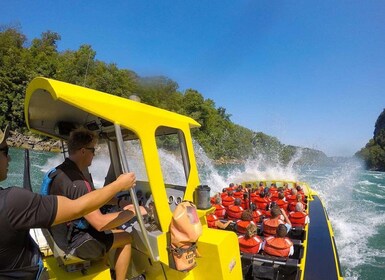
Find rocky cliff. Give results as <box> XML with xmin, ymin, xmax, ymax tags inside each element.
<box><xmin>356</xmin><ymin>108</ymin><xmax>385</xmax><ymax>171</ymax></box>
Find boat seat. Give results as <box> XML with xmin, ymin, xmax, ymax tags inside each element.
<box><xmin>40</xmin><ymin>228</ymin><xmax>91</xmax><ymax>273</ymax></box>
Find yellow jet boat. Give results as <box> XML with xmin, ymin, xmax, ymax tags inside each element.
<box><xmin>24</xmin><ymin>77</ymin><xmax>343</xmax><ymax>279</ymax></box>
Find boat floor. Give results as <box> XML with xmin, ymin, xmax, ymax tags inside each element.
<box><xmin>304</xmin><ymin>195</ymin><xmax>342</xmax><ymax>280</ymax></box>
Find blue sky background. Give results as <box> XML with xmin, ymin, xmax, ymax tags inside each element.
<box><xmin>3</xmin><ymin>1</ymin><xmax>385</xmax><ymax>157</ymax></box>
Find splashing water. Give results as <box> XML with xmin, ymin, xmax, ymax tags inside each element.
<box><xmin>32</xmin><ymin>143</ymin><xmax>383</xmax><ymax>280</ymax></box>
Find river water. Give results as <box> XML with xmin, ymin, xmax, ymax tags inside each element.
<box><xmin>1</xmin><ymin>147</ymin><xmax>384</xmax><ymax>280</ymax></box>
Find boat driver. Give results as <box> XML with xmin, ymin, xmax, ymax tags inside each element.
<box><xmin>0</xmin><ymin>124</ymin><xmax>137</xmax><ymax>279</ymax></box>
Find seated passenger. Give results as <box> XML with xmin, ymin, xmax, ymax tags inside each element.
<box><xmin>250</xmin><ymin>203</ymin><xmax>263</xmax><ymax>224</ymax></box>
<box><xmin>233</xmin><ymin>185</ymin><xmax>244</xmax><ymax>199</ymax></box>
<box><xmin>222</xmin><ymin>191</ymin><xmax>235</xmax><ymax>209</ymax></box>
<box><xmin>262</xmin><ymin>224</ymin><xmax>294</xmax><ymax>258</ymax></box>
<box><xmin>238</xmin><ymin>223</ymin><xmax>263</xmax><ymax>255</ymax></box>
<box><xmin>253</xmin><ymin>191</ymin><xmax>270</xmax><ymax>211</ymax></box>
<box><xmin>206</xmin><ymin>213</ymin><xmax>231</xmax><ymax>229</ymax></box>
<box><xmin>236</xmin><ymin>210</ymin><xmax>255</xmax><ymax>235</ymax></box>
<box><xmin>276</xmin><ymin>192</ymin><xmax>288</xmax><ymax>210</ymax></box>
<box><xmin>262</xmin><ymin>206</ymin><xmax>291</xmax><ymax>237</ymax></box>
<box><xmin>288</xmin><ymin>194</ymin><xmax>307</xmax><ymax>212</ymax></box>
<box><xmin>286</xmin><ymin>188</ymin><xmax>298</xmax><ymax>204</ymax></box>
<box><xmin>289</xmin><ymin>203</ymin><xmax>310</xmax><ymax>227</ymax></box>
<box><xmin>227</xmin><ymin>198</ymin><xmax>244</xmax><ymax>220</ymax></box>
<box><xmin>212</xmin><ymin>196</ymin><xmax>226</xmax><ymax>219</ymax></box>
<box><xmin>241</xmin><ymin>192</ymin><xmax>250</xmax><ymax>210</ymax></box>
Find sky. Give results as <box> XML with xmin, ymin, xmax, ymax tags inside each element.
<box><xmin>2</xmin><ymin>0</ymin><xmax>385</xmax><ymax>157</ymax></box>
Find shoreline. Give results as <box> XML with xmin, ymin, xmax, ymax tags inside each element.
<box><xmin>7</xmin><ymin>130</ymin><xmax>243</xmax><ymax>164</ymax></box>
<box><xmin>8</xmin><ymin>130</ymin><xmax>61</xmax><ymax>153</ymax></box>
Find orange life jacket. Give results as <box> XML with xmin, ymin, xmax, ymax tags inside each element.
<box><xmin>206</xmin><ymin>213</ymin><xmax>219</xmax><ymax>228</ymax></box>
<box><xmin>227</xmin><ymin>205</ymin><xmax>244</xmax><ymax>220</ymax></box>
<box><xmin>262</xmin><ymin>218</ymin><xmax>285</xmax><ymax>236</ymax></box>
<box><xmin>222</xmin><ymin>196</ymin><xmax>235</xmax><ymax>208</ymax></box>
<box><xmin>288</xmin><ymin>201</ymin><xmax>307</xmax><ymax>212</ymax></box>
<box><xmin>236</xmin><ymin>220</ymin><xmax>255</xmax><ymax>234</ymax></box>
<box><xmin>252</xmin><ymin>209</ymin><xmax>263</xmax><ymax>223</ymax></box>
<box><xmin>238</xmin><ymin>235</ymin><xmax>263</xmax><ymax>254</ymax></box>
<box><xmin>289</xmin><ymin>211</ymin><xmax>308</xmax><ymax>227</ymax></box>
<box><xmin>276</xmin><ymin>199</ymin><xmax>288</xmax><ymax>210</ymax></box>
<box><xmin>213</xmin><ymin>204</ymin><xmax>226</xmax><ymax>219</ymax></box>
<box><xmin>253</xmin><ymin>196</ymin><xmax>269</xmax><ymax>210</ymax></box>
<box><xmin>286</xmin><ymin>194</ymin><xmax>297</xmax><ymax>204</ymax></box>
<box><xmin>263</xmin><ymin>236</ymin><xmax>293</xmax><ymax>257</ymax></box>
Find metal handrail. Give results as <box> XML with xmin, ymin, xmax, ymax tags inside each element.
<box><xmin>114</xmin><ymin>124</ymin><xmax>158</xmax><ymax>261</ymax></box>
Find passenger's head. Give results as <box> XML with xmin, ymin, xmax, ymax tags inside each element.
<box><xmin>241</xmin><ymin>210</ymin><xmax>253</xmax><ymax>221</ymax></box>
<box><xmin>0</xmin><ymin>124</ymin><xmax>10</xmax><ymax>181</ymax></box>
<box><xmin>295</xmin><ymin>202</ymin><xmax>304</xmax><ymax>212</ymax></box>
<box><xmin>278</xmin><ymin>192</ymin><xmax>285</xmax><ymax>199</ymax></box>
<box><xmin>250</xmin><ymin>203</ymin><xmax>257</xmax><ymax>211</ymax></box>
<box><xmin>215</xmin><ymin>196</ymin><xmax>222</xmax><ymax>205</ymax></box>
<box><xmin>296</xmin><ymin>194</ymin><xmax>302</xmax><ymax>202</ymax></box>
<box><xmin>229</xmin><ymin>183</ymin><xmax>235</xmax><ymax>188</ymax></box>
<box><xmin>259</xmin><ymin>191</ymin><xmax>266</xmax><ymax>198</ymax></box>
<box><xmin>68</xmin><ymin>128</ymin><xmax>97</xmax><ymax>167</ymax></box>
<box><xmin>234</xmin><ymin>198</ymin><xmax>242</xmax><ymax>206</ymax></box>
<box><xmin>245</xmin><ymin>222</ymin><xmax>257</xmax><ymax>238</ymax></box>
<box><xmin>291</xmin><ymin>189</ymin><xmax>298</xmax><ymax>195</ymax></box>
<box><xmin>271</xmin><ymin>206</ymin><xmax>281</xmax><ymax>218</ymax></box>
<box><xmin>277</xmin><ymin>224</ymin><xmax>287</xmax><ymax>237</ymax></box>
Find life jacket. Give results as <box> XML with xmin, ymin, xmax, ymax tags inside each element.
<box><xmin>236</xmin><ymin>220</ymin><xmax>255</xmax><ymax>235</ymax></box>
<box><xmin>262</xmin><ymin>218</ymin><xmax>285</xmax><ymax>236</ymax></box>
<box><xmin>253</xmin><ymin>196</ymin><xmax>269</xmax><ymax>210</ymax></box>
<box><xmin>276</xmin><ymin>199</ymin><xmax>288</xmax><ymax>210</ymax></box>
<box><xmin>226</xmin><ymin>205</ymin><xmax>244</xmax><ymax>220</ymax></box>
<box><xmin>41</xmin><ymin>168</ymin><xmax>90</xmax><ymax>231</ymax></box>
<box><xmin>210</xmin><ymin>196</ymin><xmax>216</xmax><ymax>204</ymax></box>
<box><xmin>222</xmin><ymin>196</ymin><xmax>235</xmax><ymax>208</ymax></box>
<box><xmin>213</xmin><ymin>204</ymin><xmax>226</xmax><ymax>219</ymax></box>
<box><xmin>206</xmin><ymin>214</ymin><xmax>219</xmax><ymax>229</ymax></box>
<box><xmin>252</xmin><ymin>209</ymin><xmax>263</xmax><ymax>223</ymax></box>
<box><xmin>288</xmin><ymin>201</ymin><xmax>307</xmax><ymax>212</ymax></box>
<box><xmin>233</xmin><ymin>191</ymin><xmax>244</xmax><ymax>199</ymax></box>
<box><xmin>286</xmin><ymin>194</ymin><xmax>297</xmax><ymax>204</ymax></box>
<box><xmin>169</xmin><ymin>201</ymin><xmax>202</xmax><ymax>272</ymax></box>
<box><xmin>289</xmin><ymin>211</ymin><xmax>308</xmax><ymax>227</ymax></box>
<box><xmin>241</xmin><ymin>198</ymin><xmax>250</xmax><ymax>210</ymax></box>
<box><xmin>269</xmin><ymin>189</ymin><xmax>279</xmax><ymax>202</ymax></box>
<box><xmin>263</xmin><ymin>236</ymin><xmax>293</xmax><ymax>257</ymax></box>
<box><xmin>238</xmin><ymin>235</ymin><xmax>262</xmax><ymax>254</ymax></box>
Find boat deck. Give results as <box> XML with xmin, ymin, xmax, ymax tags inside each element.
<box><xmin>304</xmin><ymin>195</ymin><xmax>342</xmax><ymax>280</ymax></box>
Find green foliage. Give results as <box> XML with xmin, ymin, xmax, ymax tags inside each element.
<box><xmin>0</xmin><ymin>27</ymin><xmax>326</xmax><ymax>164</ymax></box>
<box><xmin>356</xmin><ymin>111</ymin><xmax>385</xmax><ymax>171</ymax></box>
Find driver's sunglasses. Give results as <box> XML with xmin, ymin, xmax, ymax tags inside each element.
<box><xmin>0</xmin><ymin>146</ymin><xmax>9</xmax><ymax>157</ymax></box>
<box><xmin>85</xmin><ymin>147</ymin><xmax>96</xmax><ymax>155</ymax></box>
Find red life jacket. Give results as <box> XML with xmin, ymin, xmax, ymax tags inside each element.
<box><xmin>252</xmin><ymin>209</ymin><xmax>263</xmax><ymax>223</ymax></box>
<box><xmin>234</xmin><ymin>191</ymin><xmax>244</xmax><ymax>199</ymax></box>
<box><xmin>288</xmin><ymin>201</ymin><xmax>307</xmax><ymax>212</ymax></box>
<box><xmin>286</xmin><ymin>194</ymin><xmax>297</xmax><ymax>204</ymax></box>
<box><xmin>227</xmin><ymin>205</ymin><xmax>244</xmax><ymax>220</ymax></box>
<box><xmin>253</xmin><ymin>196</ymin><xmax>269</xmax><ymax>210</ymax></box>
<box><xmin>239</xmin><ymin>235</ymin><xmax>263</xmax><ymax>254</ymax></box>
<box><xmin>263</xmin><ymin>236</ymin><xmax>293</xmax><ymax>257</ymax></box>
<box><xmin>222</xmin><ymin>196</ymin><xmax>235</xmax><ymax>208</ymax></box>
<box><xmin>214</xmin><ymin>204</ymin><xmax>226</xmax><ymax>219</ymax></box>
<box><xmin>241</xmin><ymin>198</ymin><xmax>250</xmax><ymax>210</ymax></box>
<box><xmin>236</xmin><ymin>220</ymin><xmax>255</xmax><ymax>234</ymax></box>
<box><xmin>276</xmin><ymin>199</ymin><xmax>288</xmax><ymax>210</ymax></box>
<box><xmin>289</xmin><ymin>211</ymin><xmax>308</xmax><ymax>227</ymax></box>
<box><xmin>262</xmin><ymin>218</ymin><xmax>285</xmax><ymax>236</ymax></box>
<box><xmin>206</xmin><ymin>214</ymin><xmax>219</xmax><ymax>228</ymax></box>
